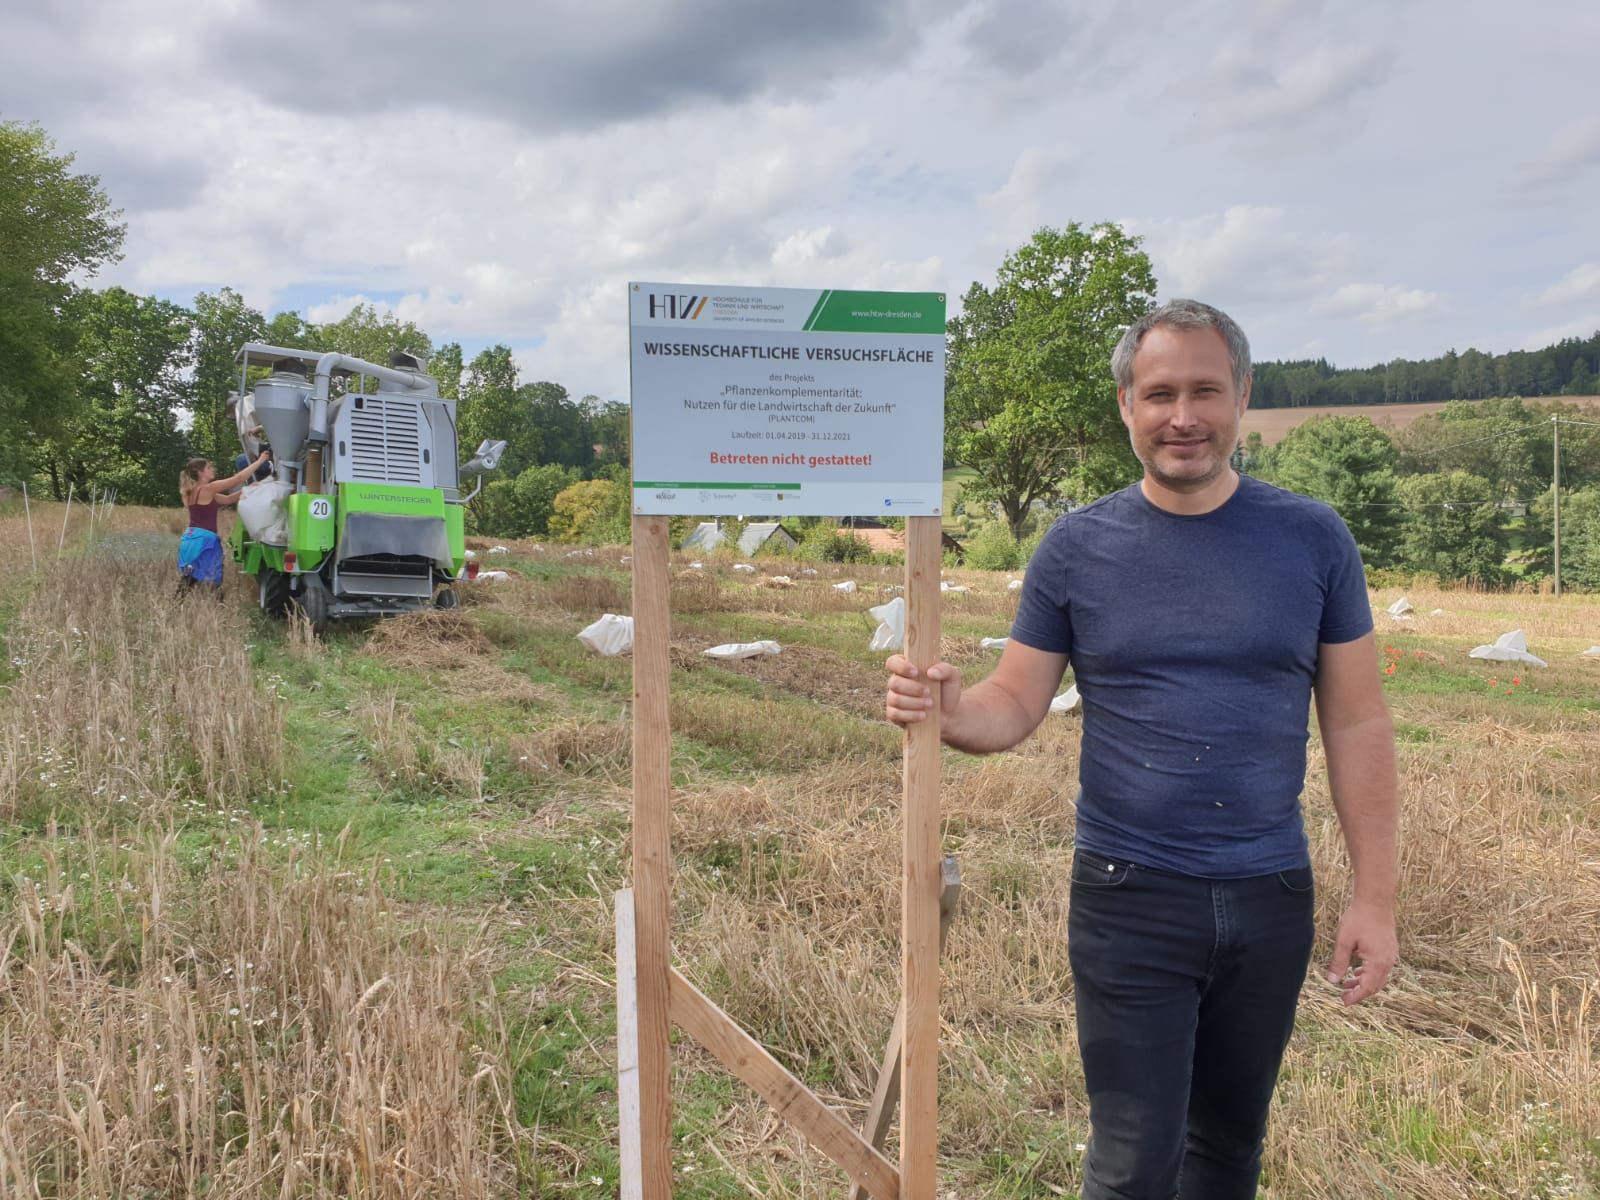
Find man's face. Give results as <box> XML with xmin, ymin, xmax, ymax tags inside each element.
<box><xmin>1117</xmin><ymin>326</ymin><xmax>1249</xmax><ymax>494</ymax></box>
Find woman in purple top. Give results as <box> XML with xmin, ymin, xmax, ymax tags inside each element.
<box><xmin>177</xmin><ymin>453</ymin><xmax>269</xmax><ymax>590</ymax></box>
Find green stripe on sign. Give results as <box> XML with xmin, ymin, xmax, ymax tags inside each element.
<box><xmin>806</xmin><ymin>290</ymin><xmax>946</xmax><ymax>334</ymax></box>
<box><xmin>634</xmin><ymin>482</ymin><xmax>801</xmax><ymax>490</ymax></box>
<box><xmin>802</xmin><ymin>290</ymin><xmax>831</xmax><ymax>332</ymax></box>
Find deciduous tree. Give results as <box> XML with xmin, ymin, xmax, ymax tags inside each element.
<box><xmin>0</xmin><ymin>121</ymin><xmax>124</xmax><ymax>481</ymax></box>
<box><xmin>1396</xmin><ymin>470</ymin><xmax>1506</xmax><ymax>584</ymax></box>
<box><xmin>1269</xmin><ymin>414</ymin><xmax>1402</xmax><ymax>565</ymax></box>
<box><xmin>945</xmin><ymin>224</ymin><xmax>1155</xmax><ymax>539</ymax></box>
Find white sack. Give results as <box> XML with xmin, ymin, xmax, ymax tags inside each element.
<box><xmin>489</xmin><ymin>545</ymin><xmax>509</xmax><ymax>557</ymax></box>
<box><xmin>800</xmin><ymin>567</ymin><xmax>818</xmax><ymax>576</ymax></box>
<box><xmin>1582</xmin><ymin>646</ymin><xmax>1600</xmax><ymax>657</ymax></box>
<box><xmin>704</xmin><ymin>640</ymin><xmax>781</xmax><ymax>660</ymax></box>
<box><xmin>1049</xmin><ymin>684</ymin><xmax>1081</xmax><ymax>713</ymax></box>
<box><xmin>577</xmin><ymin>613</ymin><xmax>634</xmax><ymax>657</ymax></box>
<box><xmin>767</xmin><ymin>575</ymin><xmax>793</xmax><ymax>586</ymax></box>
<box><xmin>868</xmin><ymin>596</ymin><xmax>906</xmax><ymax>652</ymax></box>
<box><xmin>1008</xmin><ymin>578</ymin><xmax>1024</xmax><ymax>591</ymax></box>
<box><xmin>733</xmin><ymin>563</ymin><xmax>756</xmax><ymax>573</ymax></box>
<box><xmin>1387</xmin><ymin>596</ymin><xmax>1414</xmax><ymax>616</ymax></box>
<box><xmin>479</xmin><ymin>570</ymin><xmax>511</xmax><ymax>583</ymax></box>
<box><xmin>689</xmin><ymin>561</ymin><xmax>704</xmax><ymax>570</ymax></box>
<box><xmin>833</xmin><ymin>580</ymin><xmax>857</xmax><ymax>593</ymax></box>
<box><xmin>940</xmin><ymin>581</ymin><xmax>970</xmax><ymax>593</ymax></box>
<box><xmin>1467</xmin><ymin>629</ymin><xmax>1547</xmax><ymax>668</ymax></box>
<box><xmin>237</xmin><ymin>479</ymin><xmax>292</xmax><ymax>545</ymax></box>
<box><xmin>981</xmin><ymin>637</ymin><xmax>1009</xmax><ymax>651</ymax></box>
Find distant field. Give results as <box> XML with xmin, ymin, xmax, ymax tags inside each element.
<box><xmin>1242</xmin><ymin>394</ymin><xmax>1600</xmax><ymax>446</ymax></box>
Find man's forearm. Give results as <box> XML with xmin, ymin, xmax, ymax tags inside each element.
<box><xmin>939</xmin><ymin>677</ymin><xmax>1046</xmax><ymax>755</ymax></box>
<box><xmin>1322</xmin><ymin>713</ymin><xmax>1399</xmax><ymax>908</ymax></box>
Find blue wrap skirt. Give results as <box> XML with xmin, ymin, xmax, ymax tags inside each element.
<box><xmin>178</xmin><ymin>528</ymin><xmax>224</xmax><ymax>587</ymax></box>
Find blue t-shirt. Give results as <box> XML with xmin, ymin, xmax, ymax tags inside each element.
<box><xmin>1011</xmin><ymin>475</ymin><xmax>1372</xmax><ymax>878</ymax></box>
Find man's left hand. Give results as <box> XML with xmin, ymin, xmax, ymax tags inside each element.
<box><xmin>1325</xmin><ymin>900</ymin><xmax>1397</xmax><ymax>1005</ymax></box>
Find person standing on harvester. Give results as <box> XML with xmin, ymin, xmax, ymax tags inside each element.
<box><xmin>885</xmin><ymin>298</ymin><xmax>1398</xmax><ymax>1199</ymax></box>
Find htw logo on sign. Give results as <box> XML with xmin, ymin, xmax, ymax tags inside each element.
<box><xmin>648</xmin><ymin>293</ymin><xmax>707</xmax><ymax>320</ymax></box>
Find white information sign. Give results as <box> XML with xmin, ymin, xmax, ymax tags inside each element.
<box><xmin>629</xmin><ymin>282</ymin><xmax>945</xmax><ymax>516</ymax></box>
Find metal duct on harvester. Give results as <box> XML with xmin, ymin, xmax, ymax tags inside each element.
<box><xmin>250</xmin><ymin>373</ymin><xmax>314</xmax><ymax>459</ymax></box>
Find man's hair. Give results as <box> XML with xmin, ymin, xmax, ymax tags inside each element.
<box><xmin>1111</xmin><ymin>299</ymin><xmax>1251</xmax><ymax>393</ymax></box>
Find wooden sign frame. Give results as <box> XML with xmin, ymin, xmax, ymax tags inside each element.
<box><xmin>616</xmin><ymin>514</ymin><xmax>945</xmax><ymax>1198</ymax></box>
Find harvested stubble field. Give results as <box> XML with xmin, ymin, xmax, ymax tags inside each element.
<box><xmin>1239</xmin><ymin>394</ymin><xmax>1600</xmax><ymax>447</ymax></box>
<box><xmin>1</xmin><ymin>500</ymin><xmax>1597</xmax><ymax>1198</ymax></box>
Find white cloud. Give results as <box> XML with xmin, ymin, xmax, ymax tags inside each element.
<box><xmin>978</xmin><ymin>147</ymin><xmax>1079</xmax><ymax>250</ymax></box>
<box><xmin>1520</xmin><ymin>313</ymin><xmax>1600</xmax><ymax>351</ymax></box>
<box><xmin>1127</xmin><ymin>207</ymin><xmax>1354</xmax><ymax>306</ymax></box>
<box><xmin>1534</xmin><ymin>263</ymin><xmax>1600</xmax><ymax>307</ymax></box>
<box><xmin>1317</xmin><ymin>283</ymin><xmax>1442</xmax><ymax>323</ymax></box>
<box><xmin>1517</xmin><ymin>119</ymin><xmax>1600</xmax><ymax>193</ymax></box>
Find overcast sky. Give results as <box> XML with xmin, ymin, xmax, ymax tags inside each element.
<box><xmin>5</xmin><ymin>0</ymin><xmax>1597</xmax><ymax>401</ymax></box>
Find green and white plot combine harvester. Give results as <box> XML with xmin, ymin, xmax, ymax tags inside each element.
<box><xmin>228</xmin><ymin>343</ymin><xmax>505</xmax><ymax>635</ymax></box>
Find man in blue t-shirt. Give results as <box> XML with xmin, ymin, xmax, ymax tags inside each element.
<box><xmin>886</xmin><ymin>299</ymin><xmax>1398</xmax><ymax>1200</ymax></box>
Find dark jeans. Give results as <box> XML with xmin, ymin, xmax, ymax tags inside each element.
<box><xmin>1069</xmin><ymin>849</ymin><xmax>1316</xmax><ymax>1200</ymax></box>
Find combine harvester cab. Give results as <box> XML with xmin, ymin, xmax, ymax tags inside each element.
<box><xmin>228</xmin><ymin>343</ymin><xmax>506</xmax><ymax>635</ymax></box>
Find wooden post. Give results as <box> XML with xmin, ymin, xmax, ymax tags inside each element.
<box><xmin>57</xmin><ymin>482</ymin><xmax>74</xmax><ymax>559</ymax></box>
<box><xmin>22</xmin><ymin>482</ymin><xmax>37</xmax><ymax>574</ymax></box>
<box><xmin>900</xmin><ymin>515</ymin><xmax>942</xmax><ymax>1195</ymax></box>
<box><xmin>632</xmin><ymin>515</ymin><xmax>674</xmax><ymax>1197</ymax></box>
<box><xmin>1552</xmin><ymin>416</ymin><xmax>1562</xmax><ymax>598</ymax></box>
<box><xmin>616</xmin><ymin>889</ymin><xmax>644</xmax><ymax>1200</ymax></box>
<box><xmin>851</xmin><ymin>857</ymin><xmax>960</xmax><ymax>1200</ymax></box>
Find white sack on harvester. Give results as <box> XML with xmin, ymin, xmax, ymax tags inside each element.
<box><xmin>237</xmin><ymin>479</ymin><xmax>293</xmax><ymax>545</ymax></box>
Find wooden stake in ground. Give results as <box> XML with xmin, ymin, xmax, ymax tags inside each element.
<box><xmin>852</xmin><ymin>857</ymin><xmax>961</xmax><ymax>1200</ymax></box>
<box><xmin>900</xmin><ymin>515</ymin><xmax>943</xmax><ymax>1195</ymax></box>
<box><xmin>57</xmin><ymin>482</ymin><xmax>74</xmax><ymax>559</ymax></box>
<box><xmin>629</xmin><ymin>514</ymin><xmax>674</xmax><ymax>1198</ymax></box>
<box><xmin>615</xmin><ymin>889</ymin><xmax>645</xmax><ymax>1200</ymax></box>
<box><xmin>618</xmin><ymin>514</ymin><xmax>941</xmax><ymax>1200</ymax></box>
<box><xmin>22</xmin><ymin>482</ymin><xmax>37</xmax><ymax>574</ymax></box>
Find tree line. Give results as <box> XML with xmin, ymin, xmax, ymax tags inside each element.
<box><xmin>0</xmin><ymin>120</ymin><xmax>629</xmax><ymax>540</ymax></box>
<box><xmin>1251</xmin><ymin>340</ymin><xmax>1600</xmax><ymax>410</ymax></box>
<box><xmin>941</xmin><ymin>226</ymin><xmax>1600</xmax><ymax>589</ymax></box>
<box><xmin>8</xmin><ymin>117</ymin><xmax>1600</xmax><ymax>584</ymax></box>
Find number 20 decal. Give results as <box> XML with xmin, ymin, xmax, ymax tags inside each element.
<box><xmin>309</xmin><ymin>498</ymin><xmax>332</xmax><ymax>519</ymax></box>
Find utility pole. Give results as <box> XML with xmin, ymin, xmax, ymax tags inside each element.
<box><xmin>1552</xmin><ymin>416</ymin><xmax>1561</xmax><ymax>598</ymax></box>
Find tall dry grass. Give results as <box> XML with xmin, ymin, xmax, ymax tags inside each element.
<box><xmin>0</xmin><ymin>826</ymin><xmax>519</xmax><ymax>1197</ymax></box>
<box><xmin>0</xmin><ymin>506</ymin><xmax>536</xmax><ymax>1197</ymax></box>
<box><xmin>1</xmin><ymin>555</ymin><xmax>284</xmax><ymax>821</ymax></box>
